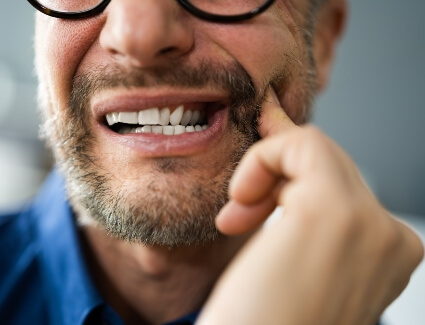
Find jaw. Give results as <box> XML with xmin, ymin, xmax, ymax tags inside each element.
<box><xmin>61</xmin><ymin>111</ymin><xmax>250</xmax><ymax>246</ymax></box>
<box><xmin>59</xmin><ymin>84</ymin><xmax>259</xmax><ymax>238</ymax></box>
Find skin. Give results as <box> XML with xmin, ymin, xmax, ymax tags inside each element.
<box><xmin>198</xmin><ymin>89</ymin><xmax>424</xmax><ymax>324</ymax></box>
<box><xmin>34</xmin><ymin>0</ymin><xmax>423</xmax><ymax>324</ymax></box>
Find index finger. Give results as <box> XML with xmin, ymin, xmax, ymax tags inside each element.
<box><xmin>258</xmin><ymin>86</ymin><xmax>298</xmax><ymax>137</ymax></box>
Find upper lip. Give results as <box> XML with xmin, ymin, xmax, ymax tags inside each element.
<box><xmin>91</xmin><ymin>88</ymin><xmax>230</xmax><ymax>122</ymax></box>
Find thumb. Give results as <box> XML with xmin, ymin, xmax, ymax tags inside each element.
<box><xmin>258</xmin><ymin>86</ymin><xmax>298</xmax><ymax>138</ymax></box>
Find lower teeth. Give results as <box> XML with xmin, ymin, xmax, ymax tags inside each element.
<box><xmin>118</xmin><ymin>124</ymin><xmax>209</xmax><ymax>135</ymax></box>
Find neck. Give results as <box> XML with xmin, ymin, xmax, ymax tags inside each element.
<box><xmin>79</xmin><ymin>221</ymin><xmax>250</xmax><ymax>325</ymax></box>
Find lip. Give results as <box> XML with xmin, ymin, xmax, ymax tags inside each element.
<box><xmin>92</xmin><ymin>88</ymin><xmax>229</xmax><ymax>119</ymax></box>
<box><xmin>92</xmin><ymin>89</ymin><xmax>230</xmax><ymax>157</ymax></box>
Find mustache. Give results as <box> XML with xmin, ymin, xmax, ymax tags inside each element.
<box><xmin>68</xmin><ymin>59</ymin><xmax>262</xmax><ymax>142</ymax></box>
<box><xmin>69</xmin><ymin>60</ymin><xmax>257</xmax><ymax>110</ymax></box>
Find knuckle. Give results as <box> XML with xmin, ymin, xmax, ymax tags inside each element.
<box><xmin>334</xmin><ymin>200</ymin><xmax>363</xmax><ymax>238</ymax></box>
<box><xmin>299</xmin><ymin>126</ymin><xmax>332</xmax><ymax>157</ymax></box>
<box><xmin>407</xmin><ymin>228</ymin><xmax>425</xmax><ymax>266</ymax></box>
<box><xmin>379</xmin><ymin>221</ymin><xmax>403</xmax><ymax>257</ymax></box>
<box><xmin>302</xmin><ymin>125</ymin><xmax>326</xmax><ymax>143</ymax></box>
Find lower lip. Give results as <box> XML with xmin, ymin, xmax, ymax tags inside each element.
<box><xmin>97</xmin><ymin>105</ymin><xmax>229</xmax><ymax>157</ymax></box>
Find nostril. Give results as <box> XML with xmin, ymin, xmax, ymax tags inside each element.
<box><xmin>108</xmin><ymin>48</ymin><xmax>119</xmax><ymax>56</ymax></box>
<box><xmin>159</xmin><ymin>47</ymin><xmax>176</xmax><ymax>55</ymax></box>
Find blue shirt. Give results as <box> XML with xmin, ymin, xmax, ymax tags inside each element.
<box><xmin>0</xmin><ymin>170</ymin><xmax>198</xmax><ymax>325</ymax></box>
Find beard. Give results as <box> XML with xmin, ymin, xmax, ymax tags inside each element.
<box><xmin>39</xmin><ymin>60</ymin><xmax>268</xmax><ymax>246</ymax></box>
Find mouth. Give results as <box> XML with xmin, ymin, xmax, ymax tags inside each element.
<box><xmin>92</xmin><ymin>91</ymin><xmax>230</xmax><ymax>157</ymax></box>
<box><xmin>106</xmin><ymin>103</ymin><xmax>210</xmax><ymax>136</ymax></box>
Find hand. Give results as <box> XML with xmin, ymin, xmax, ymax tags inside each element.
<box><xmin>197</xmin><ymin>87</ymin><xmax>424</xmax><ymax>325</ymax></box>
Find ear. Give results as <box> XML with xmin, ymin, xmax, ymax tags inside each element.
<box><xmin>313</xmin><ymin>0</ymin><xmax>348</xmax><ymax>92</ymax></box>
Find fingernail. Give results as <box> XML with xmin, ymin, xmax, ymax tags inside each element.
<box><xmin>267</xmin><ymin>86</ymin><xmax>280</xmax><ymax>105</ymax></box>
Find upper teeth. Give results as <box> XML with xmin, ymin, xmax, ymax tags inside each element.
<box><xmin>106</xmin><ymin>105</ymin><xmax>207</xmax><ymax>127</ymax></box>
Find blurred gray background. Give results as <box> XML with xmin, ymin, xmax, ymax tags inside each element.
<box><xmin>0</xmin><ymin>0</ymin><xmax>424</xmax><ymax>216</ymax></box>
<box><xmin>314</xmin><ymin>0</ymin><xmax>425</xmax><ymax>217</ymax></box>
<box><xmin>0</xmin><ymin>0</ymin><xmax>49</xmax><ymax>210</ymax></box>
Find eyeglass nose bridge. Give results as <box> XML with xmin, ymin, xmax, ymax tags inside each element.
<box><xmin>27</xmin><ymin>0</ymin><xmax>276</xmax><ymax>21</ymax></box>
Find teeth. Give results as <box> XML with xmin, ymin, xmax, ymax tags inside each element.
<box><xmin>180</xmin><ymin>110</ymin><xmax>192</xmax><ymax>126</ymax></box>
<box><xmin>199</xmin><ymin>110</ymin><xmax>207</xmax><ymax>124</ymax></box>
<box><xmin>185</xmin><ymin>126</ymin><xmax>195</xmax><ymax>133</ymax></box>
<box><xmin>141</xmin><ymin>125</ymin><xmax>152</xmax><ymax>133</ymax></box>
<box><xmin>163</xmin><ymin>125</ymin><xmax>174</xmax><ymax>135</ymax></box>
<box><xmin>189</xmin><ymin>110</ymin><xmax>200</xmax><ymax>126</ymax></box>
<box><xmin>107</xmin><ymin>104</ymin><xmax>210</xmax><ymax>136</ymax></box>
<box><xmin>160</xmin><ymin>108</ymin><xmax>170</xmax><ymax>126</ymax></box>
<box><xmin>106</xmin><ymin>112</ymin><xmax>119</xmax><ymax>126</ymax></box>
<box><xmin>174</xmin><ymin>125</ymin><xmax>186</xmax><ymax>135</ymax></box>
<box><xmin>139</xmin><ymin>108</ymin><xmax>160</xmax><ymax>125</ymax></box>
<box><xmin>152</xmin><ymin>126</ymin><xmax>163</xmax><ymax>134</ymax></box>
<box><xmin>170</xmin><ymin>105</ymin><xmax>184</xmax><ymax>126</ymax></box>
<box><xmin>119</xmin><ymin>112</ymin><xmax>138</xmax><ymax>124</ymax></box>
<box><xmin>118</xmin><ymin>124</ymin><xmax>208</xmax><ymax>135</ymax></box>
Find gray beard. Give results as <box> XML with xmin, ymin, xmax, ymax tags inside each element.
<box><xmin>40</xmin><ymin>60</ymin><xmax>264</xmax><ymax>247</ymax></box>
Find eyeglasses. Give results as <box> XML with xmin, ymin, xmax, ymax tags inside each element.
<box><xmin>27</xmin><ymin>0</ymin><xmax>276</xmax><ymax>22</ymax></box>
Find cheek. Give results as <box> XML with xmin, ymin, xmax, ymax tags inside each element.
<box><xmin>206</xmin><ymin>14</ymin><xmax>314</xmax><ymax>124</ymax></box>
<box><xmin>35</xmin><ymin>14</ymin><xmax>104</xmax><ymax>114</ymax></box>
<box><xmin>207</xmin><ymin>17</ymin><xmax>298</xmax><ymax>90</ymax></box>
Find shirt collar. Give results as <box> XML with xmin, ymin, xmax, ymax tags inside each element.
<box><xmin>32</xmin><ymin>169</ymin><xmax>105</xmax><ymax>325</ymax></box>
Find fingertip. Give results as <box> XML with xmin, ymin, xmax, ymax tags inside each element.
<box><xmin>215</xmin><ymin>201</ymin><xmax>251</xmax><ymax>235</ymax></box>
<box><xmin>265</xmin><ymin>85</ymin><xmax>281</xmax><ymax>106</ymax></box>
<box><xmin>259</xmin><ymin>86</ymin><xmax>296</xmax><ymax>138</ymax></box>
<box><xmin>216</xmin><ymin>198</ymin><xmax>277</xmax><ymax>235</ymax></box>
<box><xmin>227</xmin><ymin>147</ymin><xmax>278</xmax><ymax>205</ymax></box>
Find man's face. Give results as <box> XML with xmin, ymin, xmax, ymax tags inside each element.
<box><xmin>35</xmin><ymin>0</ymin><xmax>322</xmax><ymax>246</ymax></box>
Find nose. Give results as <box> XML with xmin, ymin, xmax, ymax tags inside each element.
<box><xmin>100</xmin><ymin>0</ymin><xmax>194</xmax><ymax>68</ymax></box>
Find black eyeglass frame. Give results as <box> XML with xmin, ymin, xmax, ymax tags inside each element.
<box><xmin>27</xmin><ymin>0</ymin><xmax>276</xmax><ymax>22</ymax></box>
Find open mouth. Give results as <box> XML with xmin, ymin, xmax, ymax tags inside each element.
<box><xmin>94</xmin><ymin>94</ymin><xmax>229</xmax><ymax>156</ymax></box>
<box><xmin>104</xmin><ymin>102</ymin><xmax>222</xmax><ymax>136</ymax></box>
